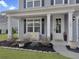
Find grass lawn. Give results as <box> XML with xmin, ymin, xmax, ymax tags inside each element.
<box><xmin>0</xmin><ymin>34</ymin><xmax>17</xmax><ymax>41</ymax></box>
<box><xmin>0</xmin><ymin>34</ymin><xmax>8</xmax><ymax>41</ymax></box>
<box><xmin>0</xmin><ymin>47</ymin><xmax>70</xmax><ymax>59</ymax></box>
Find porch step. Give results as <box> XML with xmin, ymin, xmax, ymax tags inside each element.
<box><xmin>54</xmin><ymin>39</ymin><xmax>64</xmax><ymax>42</ymax></box>
<box><xmin>51</xmin><ymin>40</ymin><xmax>67</xmax><ymax>46</ymax></box>
<box><xmin>77</xmin><ymin>41</ymin><xmax>79</xmax><ymax>48</ymax></box>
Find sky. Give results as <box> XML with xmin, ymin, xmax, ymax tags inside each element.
<box><xmin>0</xmin><ymin>0</ymin><xmax>18</xmax><ymax>12</ymax></box>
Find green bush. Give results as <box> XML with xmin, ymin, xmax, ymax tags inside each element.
<box><xmin>12</xmin><ymin>28</ymin><xmax>16</xmax><ymax>34</ymax></box>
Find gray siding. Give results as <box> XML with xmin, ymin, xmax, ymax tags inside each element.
<box><xmin>74</xmin><ymin>11</ymin><xmax>79</xmax><ymax>41</ymax></box>
<box><xmin>0</xmin><ymin>16</ymin><xmax>7</xmax><ymax>34</ymax></box>
<box><xmin>44</xmin><ymin>0</ymin><xmax>50</xmax><ymax>7</ymax></box>
<box><xmin>19</xmin><ymin>0</ymin><xmax>77</xmax><ymax>9</ymax></box>
<box><xmin>64</xmin><ymin>14</ymin><xmax>68</xmax><ymax>35</ymax></box>
<box><xmin>19</xmin><ymin>0</ymin><xmax>24</xmax><ymax>10</ymax></box>
<box><xmin>64</xmin><ymin>14</ymin><xmax>75</xmax><ymax>41</ymax></box>
<box><xmin>64</xmin><ymin>13</ymin><xmax>77</xmax><ymax>41</ymax></box>
<box><xmin>43</xmin><ymin>17</ymin><xmax>47</xmax><ymax>36</ymax></box>
<box><xmin>73</xmin><ymin>20</ymin><xmax>77</xmax><ymax>41</ymax></box>
<box><xmin>0</xmin><ymin>16</ymin><xmax>18</xmax><ymax>34</ymax></box>
<box><xmin>78</xmin><ymin>22</ymin><xmax>79</xmax><ymax>40</ymax></box>
<box><xmin>0</xmin><ymin>16</ymin><xmax>7</xmax><ymax>23</ymax></box>
<box><xmin>69</xmin><ymin>0</ymin><xmax>76</xmax><ymax>4</ymax></box>
<box><xmin>74</xmin><ymin>11</ymin><xmax>79</xmax><ymax>40</ymax></box>
<box><xmin>55</xmin><ymin>0</ymin><xmax>63</xmax><ymax>4</ymax></box>
<box><xmin>0</xmin><ymin>23</ymin><xmax>7</xmax><ymax>34</ymax></box>
<box><xmin>76</xmin><ymin>0</ymin><xmax>79</xmax><ymax>3</ymax></box>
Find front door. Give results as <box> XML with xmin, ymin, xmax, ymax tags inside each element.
<box><xmin>53</xmin><ymin>15</ymin><xmax>64</xmax><ymax>40</ymax></box>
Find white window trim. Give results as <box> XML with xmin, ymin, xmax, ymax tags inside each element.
<box><xmin>40</xmin><ymin>0</ymin><xmax>42</xmax><ymax>7</ymax></box>
<box><xmin>40</xmin><ymin>18</ymin><xmax>42</xmax><ymax>34</ymax></box>
<box><xmin>63</xmin><ymin>0</ymin><xmax>64</xmax><ymax>5</ymax></box>
<box><xmin>33</xmin><ymin>19</ymin><xmax>34</xmax><ymax>32</ymax></box>
<box><xmin>33</xmin><ymin>0</ymin><xmax>34</xmax><ymax>8</ymax></box>
<box><xmin>34</xmin><ymin>0</ymin><xmax>41</xmax><ymax>7</ymax></box>
<box><xmin>76</xmin><ymin>17</ymin><xmax>79</xmax><ymax>42</ymax></box>
<box><xmin>26</xmin><ymin>18</ymin><xmax>42</xmax><ymax>34</ymax></box>
<box><xmin>26</xmin><ymin>0</ymin><xmax>27</xmax><ymax>8</ymax></box>
<box><xmin>26</xmin><ymin>0</ymin><xmax>34</xmax><ymax>8</ymax></box>
<box><xmin>68</xmin><ymin>0</ymin><xmax>69</xmax><ymax>4</ymax></box>
<box><xmin>55</xmin><ymin>0</ymin><xmax>64</xmax><ymax>5</ymax></box>
<box><xmin>26</xmin><ymin>0</ymin><xmax>41</xmax><ymax>8</ymax></box>
<box><xmin>54</xmin><ymin>0</ymin><xmax>55</xmax><ymax>6</ymax></box>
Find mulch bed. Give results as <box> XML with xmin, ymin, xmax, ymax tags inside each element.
<box><xmin>66</xmin><ymin>45</ymin><xmax>79</xmax><ymax>53</ymax></box>
<box><xmin>0</xmin><ymin>40</ymin><xmax>55</xmax><ymax>52</ymax></box>
<box><xmin>23</xmin><ymin>42</ymin><xmax>55</xmax><ymax>52</ymax></box>
<box><xmin>0</xmin><ymin>40</ymin><xmax>14</xmax><ymax>47</ymax></box>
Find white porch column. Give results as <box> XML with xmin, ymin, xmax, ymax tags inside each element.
<box><xmin>33</xmin><ymin>0</ymin><xmax>34</xmax><ymax>8</ymax></box>
<box><xmin>68</xmin><ymin>12</ymin><xmax>77</xmax><ymax>49</ymax></box>
<box><xmin>26</xmin><ymin>0</ymin><xmax>27</xmax><ymax>8</ymax></box>
<box><xmin>47</xmin><ymin>14</ymin><xmax>51</xmax><ymax>39</ymax></box>
<box><xmin>18</xmin><ymin>18</ymin><xmax>24</xmax><ymax>40</ymax></box>
<box><xmin>68</xmin><ymin>0</ymin><xmax>69</xmax><ymax>4</ymax></box>
<box><xmin>8</xmin><ymin>16</ymin><xmax>13</xmax><ymax>39</ymax></box>
<box><xmin>40</xmin><ymin>0</ymin><xmax>42</xmax><ymax>7</ymax></box>
<box><xmin>63</xmin><ymin>0</ymin><xmax>64</xmax><ymax>4</ymax></box>
<box><xmin>68</xmin><ymin>12</ymin><xmax>73</xmax><ymax>41</ymax></box>
<box><xmin>54</xmin><ymin>0</ymin><xmax>55</xmax><ymax>5</ymax></box>
<box><xmin>76</xmin><ymin>17</ymin><xmax>78</xmax><ymax>42</ymax></box>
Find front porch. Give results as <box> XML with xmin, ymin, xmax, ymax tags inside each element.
<box><xmin>7</xmin><ymin>11</ymin><xmax>78</xmax><ymax>48</ymax></box>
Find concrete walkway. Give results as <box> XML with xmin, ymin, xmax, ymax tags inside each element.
<box><xmin>51</xmin><ymin>40</ymin><xmax>79</xmax><ymax>59</ymax></box>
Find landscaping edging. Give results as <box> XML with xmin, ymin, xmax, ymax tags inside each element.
<box><xmin>0</xmin><ymin>46</ymin><xmax>57</xmax><ymax>54</ymax></box>
<box><xmin>66</xmin><ymin>45</ymin><xmax>79</xmax><ymax>53</ymax></box>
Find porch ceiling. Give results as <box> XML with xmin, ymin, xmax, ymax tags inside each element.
<box><xmin>2</xmin><ymin>4</ymin><xmax>79</xmax><ymax>17</ymax></box>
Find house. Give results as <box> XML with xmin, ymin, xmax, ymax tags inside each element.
<box><xmin>0</xmin><ymin>15</ymin><xmax>18</xmax><ymax>34</ymax></box>
<box><xmin>0</xmin><ymin>15</ymin><xmax>8</xmax><ymax>34</ymax></box>
<box><xmin>1</xmin><ymin>0</ymin><xmax>79</xmax><ymax>48</ymax></box>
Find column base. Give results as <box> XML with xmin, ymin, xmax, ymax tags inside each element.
<box><xmin>67</xmin><ymin>41</ymin><xmax>77</xmax><ymax>49</ymax></box>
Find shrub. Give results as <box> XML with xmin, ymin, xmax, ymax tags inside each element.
<box><xmin>12</xmin><ymin>27</ymin><xmax>16</xmax><ymax>34</ymax></box>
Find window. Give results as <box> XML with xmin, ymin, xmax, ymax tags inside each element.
<box><xmin>73</xmin><ymin>16</ymin><xmax>76</xmax><ymax>22</ymax></box>
<box><xmin>24</xmin><ymin>19</ymin><xmax>26</xmax><ymax>33</ymax></box>
<box><xmin>56</xmin><ymin>18</ymin><xmax>61</xmax><ymax>33</ymax></box>
<box><xmin>64</xmin><ymin>0</ymin><xmax>68</xmax><ymax>4</ymax></box>
<box><xmin>55</xmin><ymin>0</ymin><xmax>63</xmax><ymax>4</ymax></box>
<box><xmin>27</xmin><ymin>1</ymin><xmax>33</xmax><ymax>8</ymax></box>
<box><xmin>24</xmin><ymin>0</ymin><xmax>26</xmax><ymax>8</ymax></box>
<box><xmin>26</xmin><ymin>19</ymin><xmax>41</xmax><ymax>33</ymax></box>
<box><xmin>28</xmin><ymin>27</ymin><xmax>33</xmax><ymax>32</ymax></box>
<box><xmin>51</xmin><ymin>0</ymin><xmax>54</xmax><ymax>5</ymax></box>
<box><xmin>69</xmin><ymin>0</ymin><xmax>75</xmax><ymax>4</ymax></box>
<box><xmin>34</xmin><ymin>1</ymin><xmax>40</xmax><ymax>7</ymax></box>
<box><xmin>42</xmin><ymin>18</ymin><xmax>45</xmax><ymax>34</ymax></box>
<box><xmin>76</xmin><ymin>0</ymin><xmax>79</xmax><ymax>3</ymax></box>
<box><xmin>27</xmin><ymin>20</ymin><xmax>33</xmax><ymax>32</ymax></box>
<box><xmin>34</xmin><ymin>20</ymin><xmax>40</xmax><ymax>32</ymax></box>
<box><xmin>34</xmin><ymin>27</ymin><xmax>40</xmax><ymax>32</ymax></box>
<box><xmin>42</xmin><ymin>0</ymin><xmax>44</xmax><ymax>6</ymax></box>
